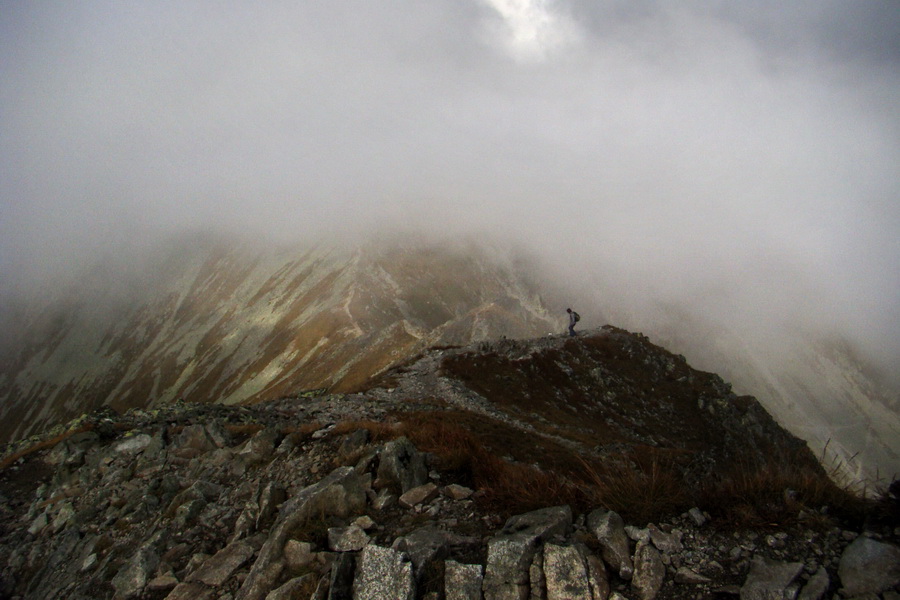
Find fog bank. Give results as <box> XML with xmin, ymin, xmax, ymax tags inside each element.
<box><xmin>2</xmin><ymin>1</ymin><xmax>898</xmax><ymax>381</ymax></box>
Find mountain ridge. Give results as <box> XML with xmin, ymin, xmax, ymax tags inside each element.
<box><xmin>0</xmin><ymin>238</ymin><xmax>896</xmax><ymax>485</ymax></box>
<box><xmin>1</xmin><ymin>325</ymin><xmax>896</xmax><ymax>599</ymax></box>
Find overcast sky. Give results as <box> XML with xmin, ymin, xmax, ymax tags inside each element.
<box><xmin>1</xmin><ymin>1</ymin><xmax>898</xmax><ymax>369</ymax></box>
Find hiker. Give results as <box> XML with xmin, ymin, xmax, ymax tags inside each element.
<box><xmin>566</xmin><ymin>308</ymin><xmax>580</xmax><ymax>337</ymax></box>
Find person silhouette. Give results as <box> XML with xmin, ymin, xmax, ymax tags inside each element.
<box><xmin>566</xmin><ymin>308</ymin><xmax>580</xmax><ymax>337</ymax></box>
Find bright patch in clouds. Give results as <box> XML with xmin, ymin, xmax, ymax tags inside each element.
<box><xmin>480</xmin><ymin>0</ymin><xmax>580</xmax><ymax>61</ymax></box>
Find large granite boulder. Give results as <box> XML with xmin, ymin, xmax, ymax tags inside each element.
<box><xmin>838</xmin><ymin>536</ymin><xmax>900</xmax><ymax>597</ymax></box>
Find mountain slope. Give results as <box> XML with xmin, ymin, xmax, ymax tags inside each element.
<box><xmin>0</xmin><ymin>237</ymin><xmax>896</xmax><ymax>486</ymax></box>
<box><xmin>2</xmin><ymin>327</ymin><xmax>889</xmax><ymax>600</ymax></box>
<box><xmin>0</xmin><ymin>239</ymin><xmax>558</xmax><ymax>445</ymax></box>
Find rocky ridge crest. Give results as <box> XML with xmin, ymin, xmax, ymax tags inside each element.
<box><xmin>1</xmin><ymin>327</ymin><xmax>897</xmax><ymax>599</ymax></box>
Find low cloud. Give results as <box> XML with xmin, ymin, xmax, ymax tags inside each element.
<box><xmin>1</xmin><ymin>1</ymin><xmax>898</xmax><ymax>379</ymax></box>
<box><xmin>478</xmin><ymin>0</ymin><xmax>583</xmax><ymax>62</ymax></box>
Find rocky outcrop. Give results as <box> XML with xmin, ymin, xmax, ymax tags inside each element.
<box><xmin>739</xmin><ymin>556</ymin><xmax>804</xmax><ymax>600</ymax></box>
<box><xmin>0</xmin><ymin>329</ymin><xmax>897</xmax><ymax>600</ymax></box>
<box><xmin>353</xmin><ymin>545</ymin><xmax>415</xmax><ymax>600</ymax></box>
<box><xmin>837</xmin><ymin>536</ymin><xmax>900</xmax><ymax>597</ymax></box>
<box><xmin>588</xmin><ymin>509</ymin><xmax>634</xmax><ymax>581</ymax></box>
<box><xmin>1</xmin><ymin>403</ymin><xmax>896</xmax><ymax>600</ymax></box>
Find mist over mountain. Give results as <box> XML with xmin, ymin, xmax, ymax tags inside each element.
<box><xmin>1</xmin><ymin>3</ymin><xmax>898</xmax><ymax>483</ymax></box>
<box><xmin>0</xmin><ymin>236</ymin><xmax>556</xmax><ymax>439</ymax></box>
<box><xmin>0</xmin><ymin>236</ymin><xmax>897</xmax><ymax>488</ymax></box>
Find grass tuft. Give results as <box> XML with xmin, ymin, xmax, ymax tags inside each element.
<box><xmin>396</xmin><ymin>414</ymin><xmax>583</xmax><ymax>515</ymax></box>
<box><xmin>696</xmin><ymin>448</ymin><xmax>867</xmax><ymax>529</ymax></box>
<box><xmin>578</xmin><ymin>453</ymin><xmax>690</xmax><ymax>524</ymax></box>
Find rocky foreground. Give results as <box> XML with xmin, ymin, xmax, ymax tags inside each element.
<box><xmin>0</xmin><ymin>328</ymin><xmax>898</xmax><ymax>599</ymax></box>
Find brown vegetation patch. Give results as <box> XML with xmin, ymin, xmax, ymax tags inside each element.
<box><xmin>438</xmin><ymin>332</ymin><xmax>715</xmax><ymax>452</ymax></box>
<box><xmin>223</xmin><ymin>423</ymin><xmax>265</xmax><ymax>437</ymax></box>
<box><xmin>579</xmin><ymin>451</ymin><xmax>692</xmax><ymax>524</ymax></box>
<box><xmin>395</xmin><ymin>411</ymin><xmax>585</xmax><ymax>516</ymax></box>
<box><xmin>330</xmin><ymin>420</ymin><xmax>400</xmax><ymax>443</ymax></box>
<box><xmin>697</xmin><ymin>448</ymin><xmax>868</xmax><ymax>529</ymax></box>
<box><xmin>330</xmin><ymin>326</ymin><xmax>421</xmax><ymax>393</ymax></box>
<box><xmin>0</xmin><ymin>425</ymin><xmax>94</xmax><ymax>471</ymax></box>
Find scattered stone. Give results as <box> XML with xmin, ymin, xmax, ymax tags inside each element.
<box><xmin>329</xmin><ymin>551</ymin><xmax>357</xmax><ymax>600</ymax></box>
<box><xmin>187</xmin><ymin>540</ymin><xmax>255</xmax><ymax>586</ymax></box>
<box><xmin>164</xmin><ymin>582</ymin><xmax>215</xmax><ymax>600</ymax></box>
<box><xmin>237</xmin><ymin>467</ymin><xmax>369</xmax><ymax>600</ymax></box>
<box><xmin>353</xmin><ymin>545</ymin><xmax>415</xmax><ymax>600</ymax></box>
<box><xmin>443</xmin><ymin>484</ymin><xmax>474</xmax><ymax>500</ymax></box>
<box><xmin>239</xmin><ymin>428</ymin><xmax>280</xmax><ymax>466</ymax></box>
<box><xmin>264</xmin><ymin>573</ymin><xmax>316</xmax><ymax>600</ymax></box>
<box><xmin>27</xmin><ymin>512</ymin><xmax>48</xmax><ymax>536</ymax></box>
<box><xmin>340</xmin><ymin>429</ymin><xmax>371</xmax><ymax>456</ymax></box>
<box><xmin>354</xmin><ymin>515</ymin><xmax>376</xmax><ymax>530</ymax></box>
<box><xmin>687</xmin><ymin>508</ymin><xmax>707</xmax><ymax>527</ymax></box>
<box><xmin>371</xmin><ymin>488</ymin><xmax>397</xmax><ymax>511</ymax></box>
<box><xmin>739</xmin><ymin>556</ymin><xmax>803</xmax><ymax>600</ymax></box>
<box><xmin>402</xmin><ymin>525</ymin><xmax>450</xmax><ymax>575</ymax></box>
<box><xmin>0</xmin><ymin>389</ymin><xmax>887</xmax><ymax>600</ymax></box>
<box><xmin>328</xmin><ymin>524</ymin><xmax>370</xmax><ymax>552</ymax></box>
<box><xmin>376</xmin><ymin>437</ymin><xmax>428</xmax><ymax>494</ymax></box>
<box><xmin>482</xmin><ymin>504</ymin><xmax>576</xmax><ymax>600</ymax></box>
<box><xmin>444</xmin><ymin>560</ymin><xmax>483</xmax><ymax>600</ymax></box>
<box><xmin>173</xmin><ymin>424</ymin><xmax>217</xmax><ymax>457</ymax></box>
<box><xmin>147</xmin><ymin>573</ymin><xmax>178</xmax><ymax>592</ymax></box>
<box><xmin>256</xmin><ymin>482</ymin><xmax>287</xmax><ymax>530</ymax></box>
<box><xmin>632</xmin><ymin>541</ymin><xmax>665</xmax><ymax>600</ymax></box>
<box><xmin>648</xmin><ymin>525</ymin><xmax>682</xmax><ymax>554</ymax></box>
<box><xmin>113</xmin><ymin>434</ymin><xmax>153</xmax><ymax>454</ymax></box>
<box><xmin>797</xmin><ymin>566</ymin><xmax>829</xmax><ymax>600</ymax></box>
<box><xmin>204</xmin><ymin>420</ymin><xmax>232</xmax><ymax>448</ymax></box>
<box><xmin>543</xmin><ymin>543</ymin><xmax>593</xmax><ymax>600</ymax></box>
<box><xmin>674</xmin><ymin>566</ymin><xmax>710</xmax><ymax>585</ymax></box>
<box><xmin>283</xmin><ymin>540</ymin><xmax>314</xmax><ymax>571</ymax></box>
<box><xmin>588</xmin><ymin>509</ymin><xmax>634</xmax><ymax>580</ymax></box>
<box><xmin>81</xmin><ymin>552</ymin><xmax>99</xmax><ymax>572</ymax></box>
<box><xmin>399</xmin><ymin>483</ymin><xmax>439</xmax><ymax>508</ymax></box>
<box><xmin>586</xmin><ymin>554</ymin><xmax>610</xmax><ymax>600</ymax></box>
<box><xmin>484</xmin><ymin>534</ymin><xmax>537</xmax><ymax>600</ymax></box>
<box><xmin>503</xmin><ymin>505</ymin><xmax>573</xmax><ymax>542</ymax></box>
<box><xmin>626</xmin><ymin>526</ymin><xmax>650</xmax><ymax>543</ymax></box>
<box><xmin>111</xmin><ymin>547</ymin><xmax>159</xmax><ymax>600</ymax></box>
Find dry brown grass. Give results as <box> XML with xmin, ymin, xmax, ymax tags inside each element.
<box><xmin>330</xmin><ymin>420</ymin><xmax>400</xmax><ymax>442</ymax></box>
<box><xmin>392</xmin><ymin>413</ymin><xmax>585</xmax><ymax>515</ymax></box>
<box><xmin>696</xmin><ymin>449</ymin><xmax>867</xmax><ymax>529</ymax></box>
<box><xmin>578</xmin><ymin>453</ymin><xmax>690</xmax><ymax>525</ymax></box>
<box><xmin>312</xmin><ymin>407</ymin><xmax>875</xmax><ymax>528</ymax></box>
<box><xmin>281</xmin><ymin>422</ymin><xmax>325</xmax><ymax>437</ymax></box>
<box><xmin>0</xmin><ymin>425</ymin><xmax>94</xmax><ymax>471</ymax></box>
<box><xmin>222</xmin><ymin>423</ymin><xmax>265</xmax><ymax>436</ymax></box>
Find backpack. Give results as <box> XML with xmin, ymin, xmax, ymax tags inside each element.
<box><xmin>573</xmin><ymin>312</ymin><xmax>581</xmax><ymax>323</ymax></box>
